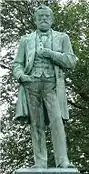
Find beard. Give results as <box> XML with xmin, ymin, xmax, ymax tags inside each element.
<box><xmin>38</xmin><ymin>21</ymin><xmax>51</xmax><ymax>31</ymax></box>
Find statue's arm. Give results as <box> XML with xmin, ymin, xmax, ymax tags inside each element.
<box><xmin>50</xmin><ymin>33</ymin><xmax>77</xmax><ymax>69</ymax></box>
<box><xmin>12</xmin><ymin>36</ymin><xmax>25</xmax><ymax>81</ymax></box>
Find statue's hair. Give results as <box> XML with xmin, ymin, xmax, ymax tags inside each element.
<box><xmin>34</xmin><ymin>4</ymin><xmax>54</xmax><ymax>19</ymax></box>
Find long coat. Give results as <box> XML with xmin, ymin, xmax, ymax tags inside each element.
<box><xmin>13</xmin><ymin>29</ymin><xmax>76</xmax><ymax>125</ymax></box>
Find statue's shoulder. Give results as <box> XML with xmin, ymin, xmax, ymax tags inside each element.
<box><xmin>60</xmin><ymin>32</ymin><xmax>70</xmax><ymax>39</ymax></box>
<box><xmin>58</xmin><ymin>31</ymin><xmax>70</xmax><ymax>41</ymax></box>
<box><xmin>52</xmin><ymin>30</ymin><xmax>69</xmax><ymax>39</ymax></box>
<box><xmin>20</xmin><ymin>31</ymin><xmax>36</xmax><ymax>41</ymax></box>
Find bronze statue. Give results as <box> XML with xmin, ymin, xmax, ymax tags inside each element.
<box><xmin>13</xmin><ymin>5</ymin><xmax>76</xmax><ymax>168</ymax></box>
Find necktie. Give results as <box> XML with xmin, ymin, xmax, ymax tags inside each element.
<box><xmin>39</xmin><ymin>32</ymin><xmax>49</xmax><ymax>46</ymax></box>
<box><xmin>41</xmin><ymin>35</ymin><xmax>48</xmax><ymax>45</ymax></box>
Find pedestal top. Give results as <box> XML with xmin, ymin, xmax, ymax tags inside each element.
<box><xmin>13</xmin><ymin>168</ymin><xmax>80</xmax><ymax>174</ymax></box>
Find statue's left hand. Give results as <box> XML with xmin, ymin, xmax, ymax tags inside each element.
<box><xmin>42</xmin><ymin>48</ymin><xmax>52</xmax><ymax>58</ymax></box>
<box><xmin>37</xmin><ymin>47</ymin><xmax>52</xmax><ymax>58</ymax></box>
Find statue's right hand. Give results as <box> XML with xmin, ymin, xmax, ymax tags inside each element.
<box><xmin>20</xmin><ymin>75</ymin><xmax>31</xmax><ymax>82</ymax></box>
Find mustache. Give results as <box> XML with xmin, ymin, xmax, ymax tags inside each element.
<box><xmin>40</xmin><ymin>20</ymin><xmax>49</xmax><ymax>24</ymax></box>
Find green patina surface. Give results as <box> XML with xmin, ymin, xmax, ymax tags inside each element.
<box><xmin>13</xmin><ymin>4</ymin><xmax>77</xmax><ymax>169</ymax></box>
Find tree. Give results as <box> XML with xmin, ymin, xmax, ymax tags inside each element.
<box><xmin>1</xmin><ymin>0</ymin><xmax>89</xmax><ymax>173</ymax></box>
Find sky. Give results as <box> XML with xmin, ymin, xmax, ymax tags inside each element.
<box><xmin>60</xmin><ymin>0</ymin><xmax>79</xmax><ymax>4</ymax></box>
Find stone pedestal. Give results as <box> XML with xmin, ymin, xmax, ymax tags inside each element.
<box><xmin>13</xmin><ymin>168</ymin><xmax>80</xmax><ymax>174</ymax></box>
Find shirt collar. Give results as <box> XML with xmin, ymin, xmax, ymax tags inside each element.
<box><xmin>37</xmin><ymin>29</ymin><xmax>51</xmax><ymax>38</ymax></box>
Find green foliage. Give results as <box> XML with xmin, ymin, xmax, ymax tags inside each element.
<box><xmin>1</xmin><ymin>0</ymin><xmax>89</xmax><ymax>173</ymax></box>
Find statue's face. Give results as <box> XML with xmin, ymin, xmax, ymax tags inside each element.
<box><xmin>35</xmin><ymin>9</ymin><xmax>53</xmax><ymax>32</ymax></box>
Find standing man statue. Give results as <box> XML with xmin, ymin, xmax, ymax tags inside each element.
<box><xmin>13</xmin><ymin>5</ymin><xmax>76</xmax><ymax>168</ymax></box>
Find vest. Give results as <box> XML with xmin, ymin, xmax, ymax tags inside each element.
<box><xmin>29</xmin><ymin>31</ymin><xmax>55</xmax><ymax>78</ymax></box>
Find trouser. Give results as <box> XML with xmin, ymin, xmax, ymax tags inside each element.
<box><xmin>26</xmin><ymin>76</ymin><xmax>69</xmax><ymax>168</ymax></box>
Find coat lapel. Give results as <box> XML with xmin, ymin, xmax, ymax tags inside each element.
<box><xmin>52</xmin><ymin>30</ymin><xmax>63</xmax><ymax>52</ymax></box>
<box><xmin>52</xmin><ymin>30</ymin><xmax>69</xmax><ymax>120</ymax></box>
<box><xmin>24</xmin><ymin>32</ymin><xmax>36</xmax><ymax>74</ymax></box>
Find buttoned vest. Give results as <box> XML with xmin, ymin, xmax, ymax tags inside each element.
<box><xmin>29</xmin><ymin>31</ymin><xmax>55</xmax><ymax>78</ymax></box>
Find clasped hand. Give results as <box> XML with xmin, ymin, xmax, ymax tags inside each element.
<box><xmin>37</xmin><ymin>47</ymin><xmax>52</xmax><ymax>58</ymax></box>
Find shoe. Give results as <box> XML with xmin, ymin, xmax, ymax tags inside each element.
<box><xmin>67</xmin><ymin>163</ymin><xmax>74</xmax><ymax>168</ymax></box>
<box><xmin>57</xmin><ymin>162</ymin><xmax>74</xmax><ymax>168</ymax></box>
<box><xmin>31</xmin><ymin>165</ymin><xmax>40</xmax><ymax>168</ymax></box>
<box><xmin>31</xmin><ymin>164</ymin><xmax>46</xmax><ymax>168</ymax></box>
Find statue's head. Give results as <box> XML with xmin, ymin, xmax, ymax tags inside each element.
<box><xmin>34</xmin><ymin>4</ymin><xmax>54</xmax><ymax>32</ymax></box>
